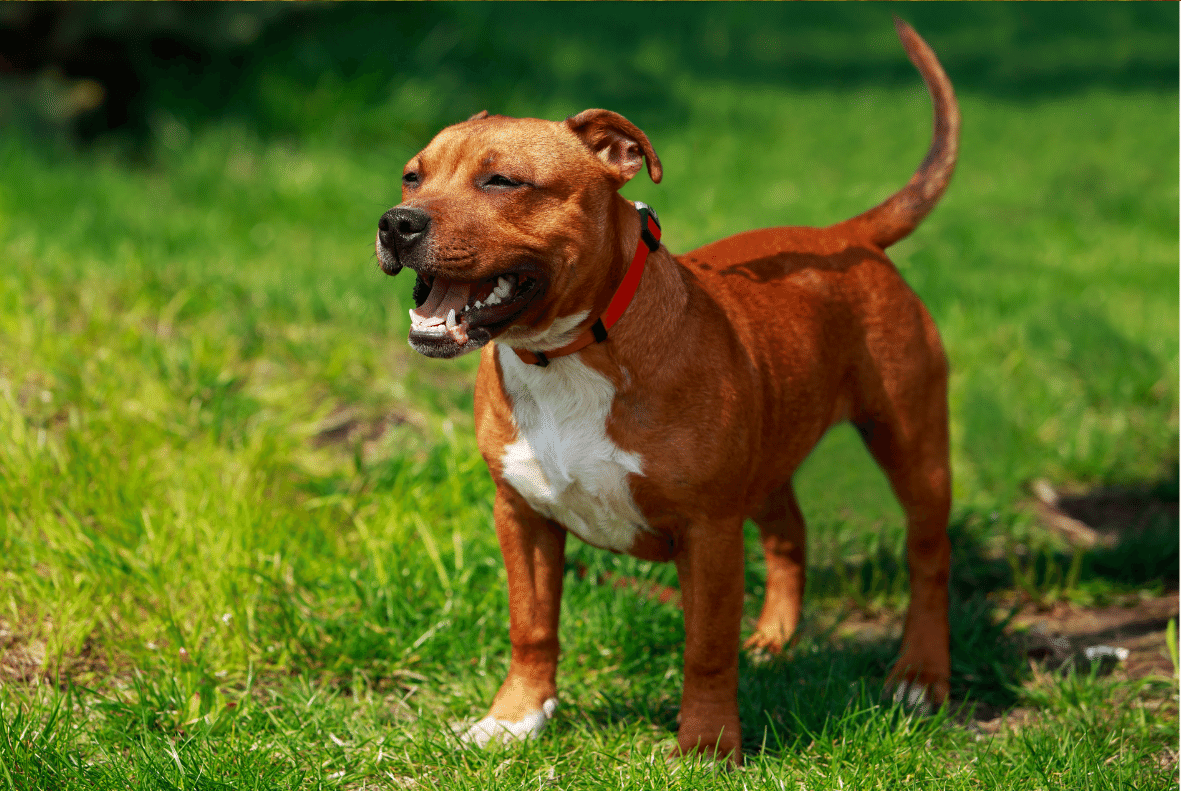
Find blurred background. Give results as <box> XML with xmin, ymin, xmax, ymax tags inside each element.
<box><xmin>1</xmin><ymin>3</ymin><xmax>1176</xmax><ymax>151</ymax></box>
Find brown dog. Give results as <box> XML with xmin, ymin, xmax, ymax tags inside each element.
<box><xmin>375</xmin><ymin>19</ymin><xmax>958</xmax><ymax>763</ymax></box>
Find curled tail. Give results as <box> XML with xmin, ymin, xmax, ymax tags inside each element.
<box><xmin>837</xmin><ymin>18</ymin><xmax>961</xmax><ymax>249</ymax></box>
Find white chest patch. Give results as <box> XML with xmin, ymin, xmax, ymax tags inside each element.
<box><xmin>497</xmin><ymin>342</ymin><xmax>648</xmax><ymax>552</ymax></box>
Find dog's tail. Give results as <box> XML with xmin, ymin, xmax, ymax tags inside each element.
<box><xmin>836</xmin><ymin>18</ymin><xmax>960</xmax><ymax>249</ymax></box>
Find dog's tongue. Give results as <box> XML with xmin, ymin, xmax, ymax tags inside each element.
<box><xmin>410</xmin><ymin>277</ymin><xmax>471</xmax><ymax>344</ymax></box>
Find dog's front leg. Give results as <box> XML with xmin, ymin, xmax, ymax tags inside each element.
<box><xmin>674</xmin><ymin>520</ymin><xmax>745</xmax><ymax>764</ymax></box>
<box><xmin>461</xmin><ymin>484</ymin><xmax>566</xmax><ymax>747</ymax></box>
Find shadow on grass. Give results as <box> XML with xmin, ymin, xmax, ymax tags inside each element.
<box><xmin>804</xmin><ymin>473</ymin><xmax>1179</xmax><ymax>607</ymax></box>
<box><xmin>565</xmin><ymin>603</ymin><xmax>1006</xmax><ymax>758</ymax></box>
<box><xmin>568</xmin><ymin>472</ymin><xmax>1178</xmax><ymax>754</ymax></box>
<box><xmin>1061</xmin><ymin>477</ymin><xmax>1180</xmax><ymax>590</ymax></box>
<box><xmin>793</xmin><ymin>475</ymin><xmax>1174</xmax><ymax>722</ymax></box>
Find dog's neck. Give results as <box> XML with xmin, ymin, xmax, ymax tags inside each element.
<box><xmin>494</xmin><ymin>195</ymin><xmax>691</xmax><ymax>385</ymax></box>
<box><xmin>608</xmin><ymin>195</ymin><xmax>686</xmax><ymax>328</ymax></box>
<box><xmin>509</xmin><ymin>198</ymin><xmax>666</xmax><ymax>367</ymax></box>
<box><xmin>580</xmin><ymin>196</ymin><xmax>691</xmax><ymax>381</ymax></box>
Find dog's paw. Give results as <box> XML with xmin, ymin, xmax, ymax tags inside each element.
<box><xmin>884</xmin><ymin>675</ymin><xmax>948</xmax><ymax>715</ymax></box>
<box><xmin>888</xmin><ymin>679</ymin><xmax>932</xmax><ymax>714</ymax></box>
<box><xmin>742</xmin><ymin>631</ymin><xmax>786</xmax><ymax>654</ymax></box>
<box><xmin>455</xmin><ymin>698</ymin><xmax>558</xmax><ymax>748</ymax></box>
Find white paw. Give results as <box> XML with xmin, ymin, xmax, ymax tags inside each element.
<box><xmin>890</xmin><ymin>680</ymin><xmax>933</xmax><ymax>714</ymax></box>
<box><xmin>455</xmin><ymin>698</ymin><xmax>558</xmax><ymax>748</ymax></box>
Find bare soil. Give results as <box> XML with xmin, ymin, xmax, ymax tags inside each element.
<box><xmin>1012</xmin><ymin>592</ymin><xmax>1178</xmax><ymax>680</ymax></box>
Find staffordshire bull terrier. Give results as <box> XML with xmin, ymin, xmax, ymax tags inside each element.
<box><xmin>376</xmin><ymin>18</ymin><xmax>959</xmax><ymax>763</ymax></box>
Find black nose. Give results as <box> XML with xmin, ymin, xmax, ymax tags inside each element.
<box><xmin>378</xmin><ymin>207</ymin><xmax>431</xmax><ymax>251</ymax></box>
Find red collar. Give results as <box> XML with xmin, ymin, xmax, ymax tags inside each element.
<box><xmin>513</xmin><ymin>202</ymin><xmax>661</xmax><ymax>367</ymax></box>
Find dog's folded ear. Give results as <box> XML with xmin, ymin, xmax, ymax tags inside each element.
<box><xmin>565</xmin><ymin>109</ymin><xmax>663</xmax><ymax>185</ymax></box>
<box><xmin>467</xmin><ymin>110</ymin><xmax>491</xmax><ymax>122</ymax></box>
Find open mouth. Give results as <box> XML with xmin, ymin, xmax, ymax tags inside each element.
<box><xmin>408</xmin><ymin>270</ymin><xmax>542</xmax><ymax>347</ymax></box>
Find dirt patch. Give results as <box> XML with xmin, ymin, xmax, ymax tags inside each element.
<box><xmin>1016</xmin><ymin>477</ymin><xmax>1179</xmax><ymax>679</ymax></box>
<box><xmin>0</xmin><ymin>620</ymin><xmax>46</xmax><ymax>684</ymax></box>
<box><xmin>310</xmin><ymin>405</ymin><xmax>412</xmax><ymax>450</ymax></box>
<box><xmin>0</xmin><ymin>618</ymin><xmax>109</xmax><ymax>686</ymax></box>
<box><xmin>820</xmin><ymin>593</ymin><xmax>1177</xmax><ymax>683</ymax></box>
<box><xmin>1011</xmin><ymin>593</ymin><xmax>1178</xmax><ymax>680</ymax></box>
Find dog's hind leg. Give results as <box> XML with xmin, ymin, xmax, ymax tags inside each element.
<box><xmin>744</xmin><ymin>480</ymin><xmax>807</xmax><ymax>653</ymax></box>
<box><xmin>854</xmin><ymin>363</ymin><xmax>952</xmax><ymax>708</ymax></box>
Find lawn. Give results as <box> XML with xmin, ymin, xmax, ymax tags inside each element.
<box><xmin>0</xmin><ymin>4</ymin><xmax>1177</xmax><ymax>789</ymax></box>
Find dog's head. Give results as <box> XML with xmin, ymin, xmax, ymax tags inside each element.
<box><xmin>376</xmin><ymin>109</ymin><xmax>661</xmax><ymax>359</ymax></box>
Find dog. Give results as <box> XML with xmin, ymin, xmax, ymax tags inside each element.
<box><xmin>375</xmin><ymin>19</ymin><xmax>958</xmax><ymax>763</ymax></box>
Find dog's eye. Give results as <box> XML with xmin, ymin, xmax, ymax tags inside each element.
<box><xmin>402</xmin><ymin>172</ymin><xmax>420</xmax><ymax>186</ymax></box>
<box><xmin>485</xmin><ymin>174</ymin><xmax>522</xmax><ymax>189</ymax></box>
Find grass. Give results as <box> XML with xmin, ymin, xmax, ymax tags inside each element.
<box><xmin>0</xmin><ymin>4</ymin><xmax>1177</xmax><ymax>789</ymax></box>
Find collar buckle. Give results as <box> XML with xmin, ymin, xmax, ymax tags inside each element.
<box><xmin>634</xmin><ymin>201</ymin><xmax>661</xmax><ymax>252</ymax></box>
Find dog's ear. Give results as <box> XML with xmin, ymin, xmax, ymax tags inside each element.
<box><xmin>565</xmin><ymin>109</ymin><xmax>663</xmax><ymax>185</ymax></box>
<box><xmin>467</xmin><ymin>110</ymin><xmax>490</xmax><ymax>121</ymax></box>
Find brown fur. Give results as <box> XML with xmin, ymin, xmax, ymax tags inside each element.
<box><xmin>377</xmin><ymin>20</ymin><xmax>959</xmax><ymax>763</ymax></box>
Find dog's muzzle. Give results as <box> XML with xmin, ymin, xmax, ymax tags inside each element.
<box><xmin>376</xmin><ymin>206</ymin><xmax>431</xmax><ymax>275</ymax></box>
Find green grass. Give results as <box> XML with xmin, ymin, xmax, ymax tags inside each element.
<box><xmin>1</xmin><ymin>4</ymin><xmax>1177</xmax><ymax>789</ymax></box>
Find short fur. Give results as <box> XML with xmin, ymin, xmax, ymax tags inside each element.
<box><xmin>375</xmin><ymin>19</ymin><xmax>960</xmax><ymax>763</ymax></box>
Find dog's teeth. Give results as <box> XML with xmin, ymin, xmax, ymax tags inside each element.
<box><xmin>494</xmin><ymin>277</ymin><xmax>512</xmax><ymax>299</ymax></box>
<box><xmin>484</xmin><ymin>292</ymin><xmax>502</xmax><ymax>307</ymax></box>
<box><xmin>445</xmin><ymin>308</ymin><xmax>457</xmax><ymax>329</ymax></box>
<box><xmin>473</xmin><ymin>299</ymin><xmax>484</xmax><ymax>309</ymax></box>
